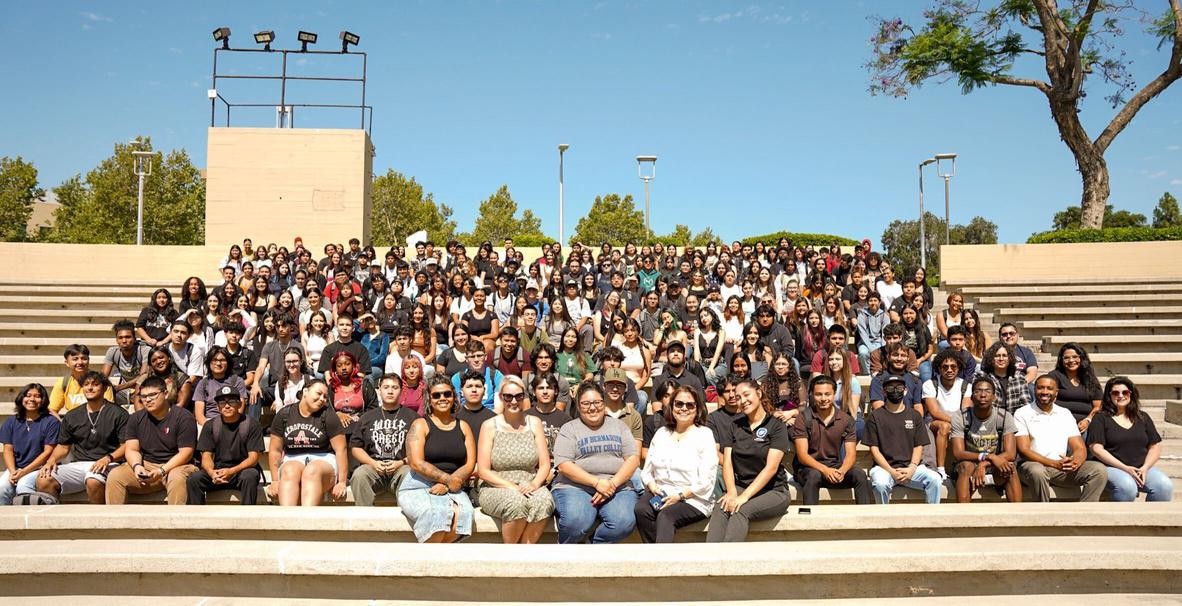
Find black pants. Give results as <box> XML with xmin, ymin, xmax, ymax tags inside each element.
<box><xmin>186</xmin><ymin>467</ymin><xmax>262</xmax><ymax>505</ymax></box>
<box><xmin>634</xmin><ymin>489</ymin><xmax>707</xmax><ymax>543</ymax></box>
<box><xmin>795</xmin><ymin>466</ymin><xmax>873</xmax><ymax>505</ymax></box>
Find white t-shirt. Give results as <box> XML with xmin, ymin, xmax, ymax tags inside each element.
<box><xmin>450</xmin><ymin>296</ymin><xmax>475</xmax><ymax>319</ymax></box>
<box><xmin>640</xmin><ymin>425</ymin><xmax>719</xmax><ymax>515</ymax></box>
<box><xmin>1014</xmin><ymin>402</ymin><xmax>1080</xmax><ymax>460</ymax></box>
<box><xmin>564</xmin><ymin>295</ymin><xmax>592</xmax><ymax>324</ymax></box>
<box><xmin>876</xmin><ymin>280</ymin><xmax>903</xmax><ymax>309</ymax></box>
<box><xmin>384</xmin><ymin>350</ymin><xmax>427</xmax><ymax>376</ymax></box>
<box><xmin>922</xmin><ymin>378</ymin><xmax>968</xmax><ymax>414</ymax></box>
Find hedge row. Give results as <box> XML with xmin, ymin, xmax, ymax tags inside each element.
<box><xmin>741</xmin><ymin>231</ymin><xmax>859</xmax><ymax>247</ymax></box>
<box><xmin>1026</xmin><ymin>226</ymin><xmax>1182</xmax><ymax>244</ymax></box>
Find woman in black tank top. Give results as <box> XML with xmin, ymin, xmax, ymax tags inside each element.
<box><xmin>400</xmin><ymin>376</ymin><xmax>477</xmax><ymax>543</ymax></box>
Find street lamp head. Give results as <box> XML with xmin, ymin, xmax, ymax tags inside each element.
<box><xmin>934</xmin><ymin>153</ymin><xmax>957</xmax><ymax>161</ymax></box>
<box><xmin>919</xmin><ymin>158</ymin><xmax>936</xmax><ymax>168</ymax></box>
<box><xmin>212</xmin><ymin>27</ymin><xmax>231</xmax><ymax>50</ymax></box>
<box><xmin>636</xmin><ymin>155</ymin><xmax>657</xmax><ymax>163</ymax></box>
<box><xmin>254</xmin><ymin>30</ymin><xmax>275</xmax><ymax>51</ymax></box>
<box><xmin>558</xmin><ymin>144</ymin><xmax>570</xmax><ymax>153</ymax></box>
<box><xmin>935</xmin><ymin>153</ymin><xmax>957</xmax><ymax>178</ymax></box>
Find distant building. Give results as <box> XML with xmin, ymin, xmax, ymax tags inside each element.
<box><xmin>26</xmin><ymin>192</ymin><xmax>57</xmax><ymax>239</ymax></box>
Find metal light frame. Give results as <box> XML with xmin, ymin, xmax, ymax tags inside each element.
<box><xmin>132</xmin><ymin>148</ymin><xmax>154</xmax><ymax>246</ymax></box>
<box><xmin>558</xmin><ymin>144</ymin><xmax>570</xmax><ymax>246</ymax></box>
<box><xmin>935</xmin><ymin>153</ymin><xmax>957</xmax><ymax>246</ymax></box>
<box><xmin>637</xmin><ymin>155</ymin><xmax>657</xmax><ymax>234</ymax></box>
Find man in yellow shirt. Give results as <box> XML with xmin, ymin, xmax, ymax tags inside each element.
<box><xmin>49</xmin><ymin>344</ymin><xmax>114</xmax><ymax>415</ymax></box>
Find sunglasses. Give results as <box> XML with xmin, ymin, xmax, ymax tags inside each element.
<box><xmin>502</xmin><ymin>392</ymin><xmax>525</xmax><ymax>403</ymax></box>
<box><xmin>671</xmin><ymin>400</ymin><xmax>697</xmax><ymax>410</ymax></box>
<box><xmin>1110</xmin><ymin>389</ymin><xmax>1131</xmax><ymax>397</ymax></box>
<box><xmin>429</xmin><ymin>391</ymin><xmax>454</xmax><ymax>400</ymax></box>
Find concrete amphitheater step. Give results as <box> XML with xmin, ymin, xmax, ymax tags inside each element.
<box><xmin>0</xmin><ymin>295</ymin><xmax>150</xmax><ymax>311</ymax></box>
<box><xmin>995</xmin><ymin>306</ymin><xmax>1182</xmax><ymax>323</ymax></box>
<box><xmin>1032</xmin><ymin>353</ymin><xmax>1182</xmax><ymax>376</ymax></box>
<box><xmin>8</xmin><ymin>596</ymin><xmax>1182</xmax><ymax>606</ymax></box>
<box><xmin>1017</xmin><ymin>319</ymin><xmax>1182</xmax><ymax>340</ymax></box>
<box><xmin>953</xmin><ymin>283</ymin><xmax>1182</xmax><ymax>296</ymax></box>
<box><xmin>0</xmin><ymin>323</ymin><xmax>116</xmax><ymax>339</ymax></box>
<box><xmin>2</xmin><ymin>534</ymin><xmax>1180</xmax><ymax>601</ymax></box>
<box><xmin>974</xmin><ymin>294</ymin><xmax>1182</xmax><ymax>310</ymax></box>
<box><xmin>0</xmin><ymin>337</ymin><xmax>114</xmax><ymax>356</ymax></box>
<box><xmin>0</xmin><ymin>309</ymin><xmax>139</xmax><ymax>324</ymax></box>
<box><xmin>0</xmin><ymin>285</ymin><xmax>165</xmax><ymax>297</ymax></box>
<box><xmin>1041</xmin><ymin>335</ymin><xmax>1182</xmax><ymax>355</ymax></box>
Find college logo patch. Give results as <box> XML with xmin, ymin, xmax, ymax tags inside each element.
<box><xmin>903</xmin><ymin>420</ymin><xmax>914</xmax><ymax>430</ymax></box>
<box><xmin>755</xmin><ymin>427</ymin><xmax>768</xmax><ymax>441</ymax></box>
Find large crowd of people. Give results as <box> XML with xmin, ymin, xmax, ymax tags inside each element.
<box><xmin>0</xmin><ymin>236</ymin><xmax>1172</xmax><ymax>543</ymax></box>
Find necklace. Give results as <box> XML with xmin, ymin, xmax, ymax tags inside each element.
<box><xmin>86</xmin><ymin>406</ymin><xmax>100</xmax><ymax>434</ymax></box>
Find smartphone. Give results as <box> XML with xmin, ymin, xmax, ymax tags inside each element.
<box><xmin>649</xmin><ymin>493</ymin><xmax>666</xmax><ymax>510</ymax></box>
<box><xmin>798</xmin><ymin>507</ymin><xmax>812</xmax><ymax>515</ymax></box>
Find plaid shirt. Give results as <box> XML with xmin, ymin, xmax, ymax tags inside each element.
<box><xmin>973</xmin><ymin>370</ymin><xmax>1032</xmax><ymax>413</ymax></box>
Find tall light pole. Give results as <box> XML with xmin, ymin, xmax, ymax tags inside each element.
<box><xmin>636</xmin><ymin>155</ymin><xmax>657</xmax><ymax>234</ymax></box>
<box><xmin>131</xmin><ymin>141</ymin><xmax>153</xmax><ymax>246</ymax></box>
<box><xmin>918</xmin><ymin>158</ymin><xmax>936</xmax><ymax>271</ymax></box>
<box><xmin>935</xmin><ymin>153</ymin><xmax>957</xmax><ymax>245</ymax></box>
<box><xmin>558</xmin><ymin>144</ymin><xmax>569</xmax><ymax>245</ymax></box>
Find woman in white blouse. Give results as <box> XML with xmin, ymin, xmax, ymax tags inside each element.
<box><xmin>634</xmin><ymin>385</ymin><xmax>719</xmax><ymax>543</ymax></box>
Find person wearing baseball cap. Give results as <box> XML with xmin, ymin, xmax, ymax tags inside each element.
<box><xmin>601</xmin><ymin>368</ymin><xmax>643</xmax><ymax>449</ymax></box>
<box><xmin>187</xmin><ymin>386</ymin><xmax>265</xmax><ymax>505</ymax></box>
<box><xmin>864</xmin><ymin>373</ymin><xmax>942</xmax><ymax>504</ymax></box>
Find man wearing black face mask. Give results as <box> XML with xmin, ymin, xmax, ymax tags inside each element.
<box><xmin>864</xmin><ymin>374</ymin><xmax>943</xmax><ymax>504</ymax></box>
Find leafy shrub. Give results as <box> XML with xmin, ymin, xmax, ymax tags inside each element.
<box><xmin>1026</xmin><ymin>226</ymin><xmax>1182</xmax><ymax>244</ymax></box>
<box><xmin>741</xmin><ymin>231</ymin><xmax>859</xmax><ymax>247</ymax></box>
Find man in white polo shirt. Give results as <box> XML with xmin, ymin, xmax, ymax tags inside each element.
<box><xmin>1014</xmin><ymin>375</ymin><xmax>1107</xmax><ymax>502</ymax></box>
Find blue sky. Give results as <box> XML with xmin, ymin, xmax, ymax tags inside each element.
<box><xmin>2</xmin><ymin>1</ymin><xmax>1179</xmax><ymax>244</ymax></box>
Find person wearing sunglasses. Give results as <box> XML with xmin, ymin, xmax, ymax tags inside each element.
<box><xmin>1088</xmin><ymin>377</ymin><xmax>1172</xmax><ymax>501</ymax></box>
<box><xmin>635</xmin><ymin>386</ymin><xmax>717</xmax><ymax>543</ymax></box>
<box><xmin>400</xmin><ymin>377</ymin><xmax>477</xmax><ymax>542</ymax></box>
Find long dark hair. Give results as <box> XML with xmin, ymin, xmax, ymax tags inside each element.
<box><xmin>1055</xmin><ymin>343</ymin><xmax>1101</xmax><ymax>393</ymax></box>
<box><xmin>14</xmin><ymin>383</ymin><xmax>50</xmax><ymax>420</ymax></box>
<box><xmin>1100</xmin><ymin>376</ymin><xmax>1141</xmax><ymax>422</ymax></box>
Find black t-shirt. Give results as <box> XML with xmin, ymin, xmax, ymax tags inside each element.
<box><xmin>1048</xmin><ymin>369</ymin><xmax>1102</xmax><ymax>421</ymax></box>
<box><xmin>196</xmin><ymin>417</ymin><xmax>265</xmax><ymax>469</ymax></box>
<box><xmin>59</xmin><ymin>403</ymin><xmax>129</xmax><ymax>461</ymax></box>
<box><xmin>317</xmin><ymin>340</ymin><xmax>372</xmax><ymax>375</ymax></box>
<box><xmin>653</xmin><ymin>367</ymin><xmax>706</xmax><ymax>400</ymax></box>
<box><xmin>865</xmin><ymin>404</ymin><xmax>930</xmax><ymax>468</ymax></box>
<box><xmin>1087</xmin><ymin>411</ymin><xmax>1161</xmax><ymax>468</ymax></box>
<box><xmin>122</xmin><ymin>406</ymin><xmax>198</xmax><ymax>464</ymax></box>
<box><xmin>224</xmin><ymin>345</ymin><xmax>259</xmax><ymax>380</ymax></box>
<box><xmin>349</xmin><ymin>405</ymin><xmax>418</xmax><ymax>461</ymax></box>
<box><xmin>136</xmin><ymin>306</ymin><xmax>176</xmax><ymax>343</ymax></box>
<box><xmin>525</xmin><ymin>406</ymin><xmax>572</xmax><ymax>453</ymax></box>
<box><xmin>726</xmin><ymin>413</ymin><xmax>790</xmax><ymax>495</ymax></box>
<box><xmin>641</xmin><ymin>413</ymin><xmax>665</xmax><ymax>448</ymax></box>
<box><xmin>707</xmin><ymin>407</ymin><xmax>741</xmax><ymax>447</ymax></box>
<box><xmin>456</xmin><ymin>405</ymin><xmax>495</xmax><ymax>446</ymax></box>
<box><xmin>269</xmin><ymin>404</ymin><xmax>345</xmax><ymax>455</ymax></box>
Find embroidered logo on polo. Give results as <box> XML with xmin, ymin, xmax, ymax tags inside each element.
<box><xmin>755</xmin><ymin>427</ymin><xmax>769</xmax><ymax>442</ymax></box>
<box><xmin>903</xmin><ymin>419</ymin><xmax>915</xmax><ymax>430</ymax></box>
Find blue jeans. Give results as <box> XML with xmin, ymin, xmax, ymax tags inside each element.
<box><xmin>0</xmin><ymin>470</ymin><xmax>39</xmax><ymax>505</ymax></box>
<box><xmin>869</xmin><ymin>464</ymin><xmax>943</xmax><ymax>504</ymax></box>
<box><xmin>918</xmin><ymin>360</ymin><xmax>933</xmax><ymax>383</ymax></box>
<box><xmin>856</xmin><ymin>344</ymin><xmax>873</xmax><ymax>376</ymax></box>
<box><xmin>1106</xmin><ymin>466</ymin><xmax>1173</xmax><ymax>502</ymax></box>
<box><xmin>633</xmin><ymin>391</ymin><xmax>649</xmax><ymax>415</ymax></box>
<box><xmin>552</xmin><ymin>486</ymin><xmax>638</xmax><ymax>544</ymax></box>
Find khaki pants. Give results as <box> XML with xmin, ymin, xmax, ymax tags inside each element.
<box><xmin>106</xmin><ymin>461</ymin><xmax>198</xmax><ymax>505</ymax></box>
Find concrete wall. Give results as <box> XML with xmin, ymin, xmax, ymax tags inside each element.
<box><xmin>940</xmin><ymin>241</ymin><xmax>1182</xmax><ymax>283</ymax></box>
<box><xmin>205</xmin><ymin>128</ymin><xmax>373</xmax><ymax>248</ymax></box>
<box><xmin>0</xmin><ymin>243</ymin><xmax>224</xmax><ymax>282</ymax></box>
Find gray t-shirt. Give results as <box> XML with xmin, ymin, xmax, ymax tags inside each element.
<box><xmin>104</xmin><ymin>344</ymin><xmax>151</xmax><ymax>383</ymax></box>
<box><xmin>552</xmin><ymin>416</ymin><xmax>638</xmax><ymax>491</ymax></box>
<box><xmin>950</xmin><ymin>407</ymin><xmax>1017</xmax><ymax>455</ymax></box>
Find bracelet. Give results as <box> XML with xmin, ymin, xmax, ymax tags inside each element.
<box><xmin>978</xmin><ymin>452</ymin><xmax>988</xmax><ymax>462</ymax></box>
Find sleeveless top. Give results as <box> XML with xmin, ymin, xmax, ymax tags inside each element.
<box><xmin>481</xmin><ymin>419</ymin><xmax>540</xmax><ymax>486</ymax></box>
<box><xmin>423</xmin><ymin>416</ymin><xmax>467</xmax><ymax>474</ymax></box>
<box><xmin>942</xmin><ymin>308</ymin><xmax>961</xmax><ymax>328</ymax></box>
<box><xmin>464</xmin><ymin>310</ymin><xmax>494</xmax><ymax>338</ymax></box>
<box><xmin>697</xmin><ymin>330</ymin><xmax>720</xmax><ymax>359</ymax></box>
<box><xmin>618</xmin><ymin>342</ymin><xmax>646</xmax><ymax>384</ymax></box>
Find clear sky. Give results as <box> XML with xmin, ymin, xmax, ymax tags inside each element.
<box><xmin>2</xmin><ymin>1</ymin><xmax>1178</xmax><ymax>244</ymax></box>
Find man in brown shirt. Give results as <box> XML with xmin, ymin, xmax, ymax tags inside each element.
<box><xmin>869</xmin><ymin>323</ymin><xmax>919</xmax><ymax>375</ymax></box>
<box><xmin>791</xmin><ymin>375</ymin><xmax>872</xmax><ymax>505</ymax></box>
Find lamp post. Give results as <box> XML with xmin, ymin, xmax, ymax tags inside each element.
<box><xmin>131</xmin><ymin>143</ymin><xmax>153</xmax><ymax>246</ymax></box>
<box><xmin>935</xmin><ymin>153</ymin><xmax>957</xmax><ymax>245</ymax></box>
<box><xmin>636</xmin><ymin>155</ymin><xmax>657</xmax><ymax>234</ymax></box>
<box><xmin>558</xmin><ymin>144</ymin><xmax>569</xmax><ymax>245</ymax></box>
<box><xmin>918</xmin><ymin>157</ymin><xmax>935</xmax><ymax>271</ymax></box>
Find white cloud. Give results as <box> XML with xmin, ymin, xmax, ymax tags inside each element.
<box><xmin>592</xmin><ymin>32</ymin><xmax>613</xmax><ymax>40</ymax></box>
<box><xmin>81</xmin><ymin>23</ymin><xmax>91</xmax><ymax>30</ymax></box>
<box><xmin>1148</xmin><ymin>170</ymin><xmax>1168</xmax><ymax>179</ymax></box>
<box><xmin>80</xmin><ymin>12</ymin><xmax>112</xmax><ymax>22</ymax></box>
<box><xmin>1172</xmin><ymin>179</ymin><xmax>1182</xmax><ymax>185</ymax></box>
<box><xmin>1168</xmin><ymin>145</ymin><xmax>1181</xmax><ymax>151</ymax></box>
<box><xmin>699</xmin><ymin>6</ymin><xmax>794</xmax><ymax>25</ymax></box>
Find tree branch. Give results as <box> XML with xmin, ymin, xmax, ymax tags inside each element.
<box><xmin>993</xmin><ymin>75</ymin><xmax>1053</xmax><ymax>94</ymax></box>
<box><xmin>1094</xmin><ymin>0</ymin><xmax>1182</xmax><ymax>152</ymax></box>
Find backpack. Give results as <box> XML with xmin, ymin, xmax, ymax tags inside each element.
<box><xmin>961</xmin><ymin>407</ymin><xmax>1007</xmax><ymax>456</ymax></box>
<box><xmin>211</xmin><ymin>414</ymin><xmax>256</xmax><ymax>452</ymax></box>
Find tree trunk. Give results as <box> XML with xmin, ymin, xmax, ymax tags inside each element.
<box><xmin>1078</xmin><ymin>153</ymin><xmax>1110</xmax><ymax>229</ymax></box>
<box><xmin>1046</xmin><ymin>93</ymin><xmax>1110</xmax><ymax>230</ymax></box>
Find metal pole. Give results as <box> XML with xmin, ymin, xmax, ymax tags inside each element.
<box><xmin>136</xmin><ymin>171</ymin><xmax>145</xmax><ymax>246</ymax></box>
<box><xmin>210</xmin><ymin>49</ymin><xmax>218</xmax><ymax>127</ymax></box>
<box><xmin>558</xmin><ymin>150</ymin><xmax>565</xmax><ymax>246</ymax></box>
<box><xmin>943</xmin><ymin>175</ymin><xmax>951</xmax><ymax>245</ymax></box>
<box><xmin>918</xmin><ymin>165</ymin><xmax>927</xmax><ymax>271</ymax></box>
<box><xmin>643</xmin><ymin>178</ymin><xmax>651</xmax><ymax>234</ymax></box>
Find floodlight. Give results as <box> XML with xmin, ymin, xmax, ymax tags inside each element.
<box><xmin>212</xmin><ymin>27</ymin><xmax>231</xmax><ymax>50</ymax></box>
<box><xmin>297</xmin><ymin>30</ymin><xmax>318</xmax><ymax>52</ymax></box>
<box><xmin>254</xmin><ymin>30</ymin><xmax>275</xmax><ymax>51</ymax></box>
<box><xmin>340</xmin><ymin>31</ymin><xmax>360</xmax><ymax>52</ymax></box>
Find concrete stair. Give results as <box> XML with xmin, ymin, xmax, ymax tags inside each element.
<box><xmin>1042</xmin><ymin>335</ymin><xmax>1182</xmax><ymax>354</ymax></box>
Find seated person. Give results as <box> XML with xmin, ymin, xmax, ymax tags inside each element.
<box><xmin>350</xmin><ymin>374</ymin><xmax>419</xmax><ymax>506</ymax></box>
<box><xmin>449</xmin><ymin>340</ymin><xmax>503</xmax><ymax>411</ymax></box>
<box><xmin>106</xmin><ymin>376</ymin><xmax>199</xmax><ymax>505</ymax></box>
<box><xmin>1014</xmin><ymin>376</ymin><xmax>1107</xmax><ymax>502</ymax></box>
<box><xmin>187</xmin><ymin>386</ymin><xmax>265</xmax><ymax>505</ymax></box>
<box><xmin>865</xmin><ymin>374</ymin><xmax>942</xmax><ymax>504</ymax></box>
<box><xmin>0</xmin><ymin>384</ymin><xmax>60</xmax><ymax>505</ymax></box>
<box><xmin>950</xmin><ymin>377</ymin><xmax>1021</xmax><ymax>503</ymax></box>
<box><xmin>868</xmin><ymin>323</ymin><xmax>918</xmax><ymax>375</ymax></box>
<box><xmin>1088</xmin><ymin>377</ymin><xmax>1172</xmax><ymax>502</ymax></box>
<box><xmin>922</xmin><ymin>349</ymin><xmax>971</xmax><ymax>477</ymax></box>
<box><xmin>266</xmin><ymin>380</ymin><xmax>349</xmax><ymax>506</ymax></box>
<box><xmin>103</xmin><ymin>320</ymin><xmax>150</xmax><ymax>407</ymax></box>
<box><xmin>33</xmin><ymin>372</ymin><xmax>127</xmax><ymax>504</ymax></box>
<box><xmin>791</xmin><ymin>375</ymin><xmax>872</xmax><ymax>505</ymax></box>
<box><xmin>50</xmin><ymin>344</ymin><xmax>114</xmax><ymax>416</ymax></box>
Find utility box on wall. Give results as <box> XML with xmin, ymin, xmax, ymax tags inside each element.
<box><xmin>205</xmin><ymin>128</ymin><xmax>373</xmax><ymax>248</ymax></box>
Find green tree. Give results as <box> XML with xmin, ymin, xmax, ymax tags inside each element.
<box><xmin>1052</xmin><ymin>203</ymin><xmax>1147</xmax><ymax>230</ymax></box>
<box><xmin>867</xmin><ymin>2</ymin><xmax>1182</xmax><ymax>229</ymax></box>
<box><xmin>468</xmin><ymin>185</ymin><xmax>547</xmax><ymax>244</ymax></box>
<box><xmin>369</xmin><ymin>170</ymin><xmax>456</xmax><ymax>247</ymax></box>
<box><xmin>881</xmin><ymin>212</ymin><xmax>998</xmax><ymax>276</ymax></box>
<box><xmin>49</xmin><ymin>139</ymin><xmax>205</xmax><ymax>244</ymax></box>
<box><xmin>0</xmin><ymin>156</ymin><xmax>44</xmax><ymax>241</ymax></box>
<box><xmin>690</xmin><ymin>227</ymin><xmax>718</xmax><ymax>247</ymax></box>
<box><xmin>570</xmin><ymin>193</ymin><xmax>648</xmax><ymax>246</ymax></box>
<box><xmin>1153</xmin><ymin>192</ymin><xmax>1182</xmax><ymax>228</ymax></box>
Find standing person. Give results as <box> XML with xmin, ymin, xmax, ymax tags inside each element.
<box><xmin>864</xmin><ymin>374</ymin><xmax>943</xmax><ymax>504</ymax></box>
<box><xmin>266</xmin><ymin>380</ymin><xmax>350</xmax><ymax>506</ymax></box>
<box><xmin>400</xmin><ymin>377</ymin><xmax>478</xmax><ymax>543</ymax></box>
<box><xmin>1088</xmin><ymin>377</ymin><xmax>1172</xmax><ymax>502</ymax></box>
<box><xmin>477</xmin><ymin>376</ymin><xmax>555</xmax><ymax>544</ymax></box>
<box><xmin>106</xmin><ymin>377</ymin><xmax>199</xmax><ymax>505</ymax></box>
<box><xmin>33</xmin><ymin>372</ymin><xmax>127</xmax><ymax>504</ymax></box>
<box><xmin>350</xmin><ymin>374</ymin><xmax>418</xmax><ymax>507</ymax></box>
<box><xmin>950</xmin><ymin>377</ymin><xmax>1021</xmax><ymax>503</ymax></box>
<box><xmin>707</xmin><ymin>379</ymin><xmax>791</xmax><ymax>542</ymax></box>
<box><xmin>1</xmin><ymin>384</ymin><xmax>60</xmax><ymax>505</ymax></box>
<box><xmin>186</xmin><ymin>387</ymin><xmax>264</xmax><ymax>505</ymax></box>
<box><xmin>635</xmin><ymin>386</ymin><xmax>718</xmax><ymax>543</ymax></box>
<box><xmin>1015</xmin><ymin>376</ymin><xmax>1108</xmax><ymax>502</ymax></box>
<box><xmin>552</xmin><ymin>382</ymin><xmax>641</xmax><ymax>544</ymax></box>
<box><xmin>791</xmin><ymin>376</ymin><xmax>873</xmax><ymax>505</ymax></box>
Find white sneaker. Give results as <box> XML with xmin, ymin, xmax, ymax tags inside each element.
<box><xmin>937</xmin><ymin>467</ymin><xmax>949</xmax><ymax>481</ymax></box>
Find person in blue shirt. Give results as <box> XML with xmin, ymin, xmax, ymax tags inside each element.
<box><xmin>359</xmin><ymin>314</ymin><xmax>390</xmax><ymax>377</ymax></box>
<box><xmin>1</xmin><ymin>384</ymin><xmax>61</xmax><ymax>505</ymax></box>
<box><xmin>450</xmin><ymin>340</ymin><xmax>503</xmax><ymax>411</ymax></box>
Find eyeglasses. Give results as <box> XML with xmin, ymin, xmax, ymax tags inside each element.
<box><xmin>429</xmin><ymin>391</ymin><xmax>454</xmax><ymax>400</ymax></box>
<box><xmin>578</xmin><ymin>399</ymin><xmax>605</xmax><ymax>409</ymax></box>
<box><xmin>217</xmin><ymin>400</ymin><xmax>240</xmax><ymax>408</ymax></box>
<box><xmin>138</xmin><ymin>391</ymin><xmax>162</xmax><ymax>400</ymax></box>
<box><xmin>285</xmin><ymin>359</ymin><xmax>301</xmax><ymax>365</ymax></box>
<box><xmin>502</xmin><ymin>392</ymin><xmax>525</xmax><ymax>402</ymax></box>
<box><xmin>1000</xmin><ymin>331</ymin><xmax>1017</xmax><ymax>337</ymax></box>
<box><xmin>1110</xmin><ymin>389</ymin><xmax>1131</xmax><ymax>397</ymax></box>
<box><xmin>672</xmin><ymin>400</ymin><xmax>697</xmax><ymax>410</ymax></box>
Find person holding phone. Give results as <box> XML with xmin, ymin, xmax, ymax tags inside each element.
<box><xmin>635</xmin><ymin>386</ymin><xmax>717</xmax><ymax>543</ymax></box>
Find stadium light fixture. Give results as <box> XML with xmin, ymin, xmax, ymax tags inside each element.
<box><xmin>636</xmin><ymin>155</ymin><xmax>658</xmax><ymax>234</ymax></box>
<box><xmin>212</xmin><ymin>27</ymin><xmax>231</xmax><ymax>50</ymax></box>
<box><xmin>558</xmin><ymin>144</ymin><xmax>570</xmax><ymax>245</ymax></box>
<box><xmin>297</xmin><ymin>30</ymin><xmax>318</xmax><ymax>52</ymax></box>
<box><xmin>340</xmin><ymin>31</ymin><xmax>360</xmax><ymax>52</ymax></box>
<box><xmin>254</xmin><ymin>30</ymin><xmax>275</xmax><ymax>51</ymax></box>
<box><xmin>935</xmin><ymin>153</ymin><xmax>958</xmax><ymax>245</ymax></box>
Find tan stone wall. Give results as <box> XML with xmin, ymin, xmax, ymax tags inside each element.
<box><xmin>205</xmin><ymin>128</ymin><xmax>373</xmax><ymax>248</ymax></box>
<box><xmin>0</xmin><ymin>243</ymin><xmax>225</xmax><ymax>282</ymax></box>
<box><xmin>940</xmin><ymin>242</ymin><xmax>1182</xmax><ymax>283</ymax></box>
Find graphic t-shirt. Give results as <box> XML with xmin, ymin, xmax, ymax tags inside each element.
<box><xmin>950</xmin><ymin>408</ymin><xmax>1016</xmax><ymax>455</ymax></box>
<box><xmin>552</xmin><ymin>416</ymin><xmax>638</xmax><ymax>491</ymax></box>
<box><xmin>269</xmin><ymin>404</ymin><xmax>345</xmax><ymax>455</ymax></box>
<box><xmin>524</xmin><ymin>406</ymin><xmax>572</xmax><ymax>453</ymax></box>
<box><xmin>349</xmin><ymin>406</ymin><xmax>419</xmax><ymax>461</ymax></box>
